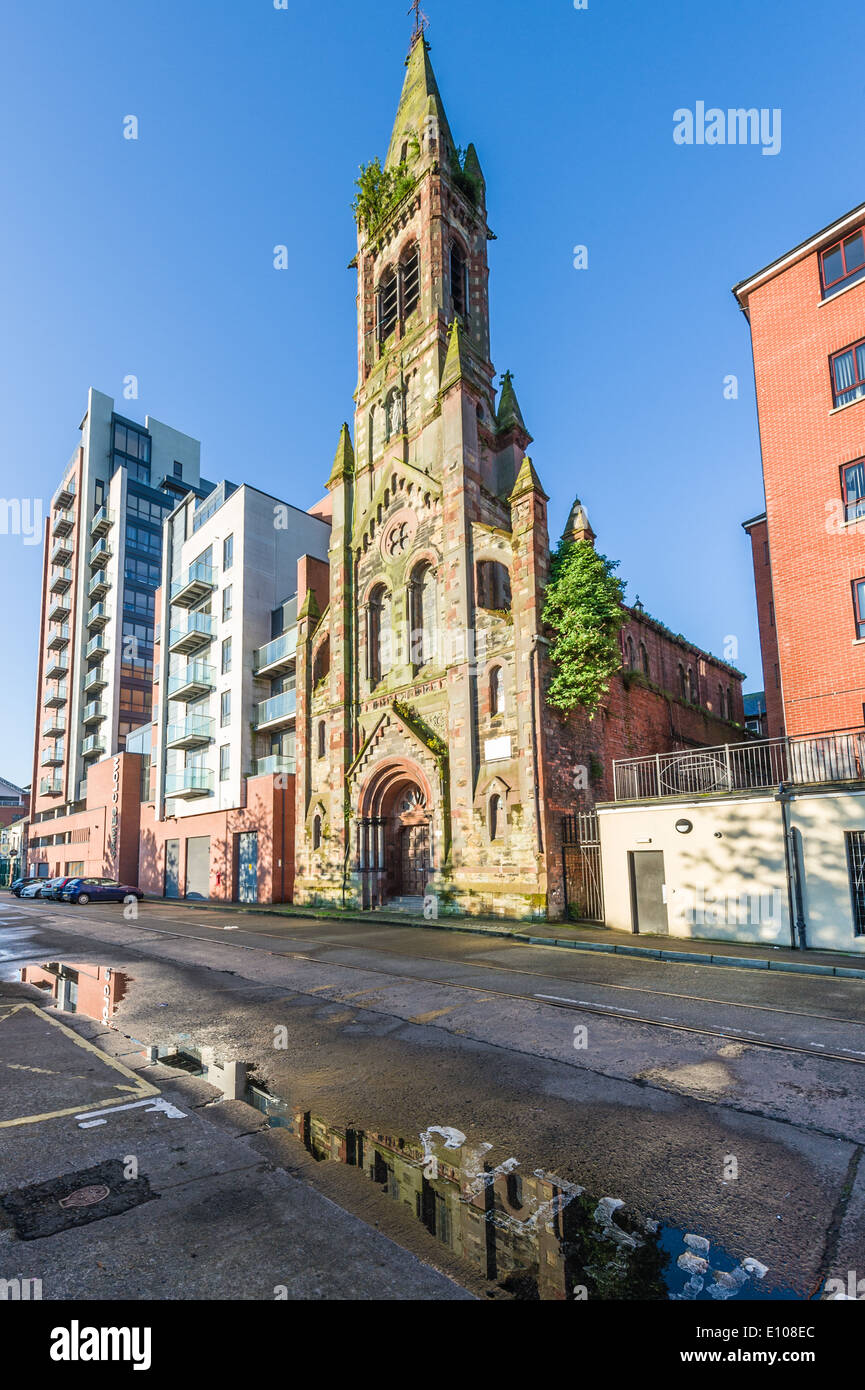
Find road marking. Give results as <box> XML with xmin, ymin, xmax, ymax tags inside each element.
<box><xmin>0</xmin><ymin>1002</ymin><xmax>158</xmax><ymax>1128</ymax></box>
<box><xmin>411</xmin><ymin>998</ymin><xmax>496</xmax><ymax>1024</ymax></box>
<box><xmin>535</xmin><ymin>994</ymin><xmax>640</xmax><ymax>1014</ymax></box>
<box><xmin>75</xmin><ymin>1096</ymin><xmax>186</xmax><ymax>1128</ymax></box>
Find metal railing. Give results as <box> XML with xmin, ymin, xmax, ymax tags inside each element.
<box><xmin>251</xmin><ymin>754</ymin><xmax>295</xmax><ymax>777</ymax></box>
<box><xmin>613</xmin><ymin>729</ymin><xmax>865</xmax><ymax>801</ymax></box>
<box><xmin>165</xmin><ymin>768</ymin><xmax>214</xmax><ymax>796</ymax></box>
<box><xmin>166</xmin><ymin>715</ymin><xmax>214</xmax><ymax>744</ymax></box>
<box><xmin>254</xmin><ymin>629</ymin><xmax>297</xmax><ymax>672</ymax></box>
<box><xmin>170</xmin><ymin>561</ymin><xmax>216</xmax><ymax>601</ymax></box>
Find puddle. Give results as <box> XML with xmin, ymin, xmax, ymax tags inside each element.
<box><xmin>6</xmin><ymin>958</ymin><xmax>799</xmax><ymax>1301</ymax></box>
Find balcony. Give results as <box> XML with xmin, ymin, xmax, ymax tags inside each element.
<box><xmin>86</xmin><ymin>633</ymin><xmax>108</xmax><ymax>660</ymax></box>
<box><xmin>164</xmin><ymin>767</ymin><xmax>214</xmax><ymax>800</ymax></box>
<box><xmin>82</xmin><ymin>701</ymin><xmax>105</xmax><ymax>725</ymax></box>
<box><xmin>51</xmin><ymin>538</ymin><xmax>73</xmax><ymax>566</ymax></box>
<box><xmin>166</xmin><ymin>714</ymin><xmax>215</xmax><ymax>750</ymax></box>
<box><xmin>51</xmin><ymin>509</ymin><xmax>74</xmax><ymax>539</ymax></box>
<box><xmin>44</xmin><ymin>683</ymin><xmax>68</xmax><ymax>708</ymax></box>
<box><xmin>40</xmin><ymin>745</ymin><xmax>65</xmax><ymax>768</ymax></box>
<box><xmin>53</xmin><ymin>478</ymin><xmax>76</xmax><ymax>510</ymax></box>
<box><xmin>613</xmin><ymin>729</ymin><xmax>865</xmax><ymax>802</ymax></box>
<box><xmin>42</xmin><ymin>715</ymin><xmax>66</xmax><ymax>739</ymax></box>
<box><xmin>89</xmin><ymin>538</ymin><xmax>112</xmax><ymax>567</ymax></box>
<box><xmin>88</xmin><ymin>569</ymin><xmax>109</xmax><ymax>599</ymax></box>
<box><xmin>90</xmin><ymin>505</ymin><xmax>114</xmax><ymax>538</ymax></box>
<box><xmin>47</xmin><ymin>626</ymin><xmax>70</xmax><ymax>652</ymax></box>
<box><xmin>170</xmin><ymin>561</ymin><xmax>217</xmax><ymax>608</ymax></box>
<box><xmin>86</xmin><ymin>602</ymin><xmax>110</xmax><ymax>630</ymax></box>
<box><xmin>39</xmin><ymin>777</ymin><xmax>63</xmax><ymax>798</ymax></box>
<box><xmin>253</xmin><ymin>689</ymin><xmax>297</xmax><ymax>732</ymax></box>
<box><xmin>251</xmin><ymin>754</ymin><xmax>296</xmax><ymax>777</ymax></box>
<box><xmin>168</xmin><ymin>611</ymin><xmax>215</xmax><ymax>656</ymax></box>
<box><xmin>50</xmin><ymin>567</ymin><xmax>73</xmax><ymax>594</ymax></box>
<box><xmin>48</xmin><ymin>596</ymin><xmax>70</xmax><ymax>623</ymax></box>
<box><xmin>253</xmin><ymin>628</ymin><xmax>298</xmax><ymax>678</ymax></box>
<box><xmin>82</xmin><ymin>733</ymin><xmax>105</xmax><ymax>758</ymax></box>
<box><xmin>167</xmin><ymin>661</ymin><xmax>215</xmax><ymax>702</ymax></box>
<box><xmin>44</xmin><ymin>654</ymin><xmax>68</xmax><ymax>681</ymax></box>
<box><xmin>83</xmin><ymin>666</ymin><xmax>107</xmax><ymax>694</ymax></box>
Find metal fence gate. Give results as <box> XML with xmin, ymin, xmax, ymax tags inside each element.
<box><xmin>562</xmin><ymin>811</ymin><xmax>605</xmax><ymax>923</ymax></box>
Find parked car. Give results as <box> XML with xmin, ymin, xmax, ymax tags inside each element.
<box><xmin>60</xmin><ymin>877</ymin><xmax>144</xmax><ymax>906</ymax></box>
<box><xmin>37</xmin><ymin>876</ymin><xmax>74</xmax><ymax>900</ymax></box>
<box><xmin>19</xmin><ymin>880</ymin><xmax>46</xmax><ymax>898</ymax></box>
<box><xmin>9</xmin><ymin>876</ymin><xmax>42</xmax><ymax>897</ymax></box>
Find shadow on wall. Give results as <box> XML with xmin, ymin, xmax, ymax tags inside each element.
<box><xmin>668</xmin><ymin>801</ymin><xmax>789</xmax><ymax>947</ymax></box>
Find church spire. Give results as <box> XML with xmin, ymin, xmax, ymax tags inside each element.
<box><xmin>385</xmin><ymin>22</ymin><xmax>454</xmax><ymax>171</ymax></box>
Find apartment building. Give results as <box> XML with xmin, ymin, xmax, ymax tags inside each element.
<box><xmin>736</xmin><ymin>200</ymin><xmax>865</xmax><ymax>738</ymax></box>
<box><xmin>138</xmin><ymin>480</ymin><xmax>331</xmax><ymax>901</ymax></box>
<box><xmin>31</xmin><ymin>387</ymin><xmax>206</xmax><ymax>827</ymax></box>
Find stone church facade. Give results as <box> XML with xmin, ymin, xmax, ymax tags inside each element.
<box><xmin>292</xmin><ymin>31</ymin><xmax>744</xmax><ymax>921</ymax></box>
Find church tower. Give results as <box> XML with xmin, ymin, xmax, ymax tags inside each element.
<box><xmin>293</xmin><ymin>19</ymin><xmax>554</xmax><ymax>918</ymax></box>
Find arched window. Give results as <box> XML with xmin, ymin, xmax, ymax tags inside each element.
<box><xmin>409</xmin><ymin>561</ymin><xmax>436</xmax><ymax>667</ymax></box>
<box><xmin>476</xmin><ymin>560</ymin><xmax>511</xmax><ymax>612</ymax></box>
<box><xmin>688</xmin><ymin>667</ymin><xmax>698</xmax><ymax>704</ymax></box>
<box><xmin>317</xmin><ymin>721</ymin><xmax>326</xmax><ymax>759</ymax></box>
<box><xmin>726</xmin><ymin>686</ymin><xmax>733</xmax><ymax>720</ymax></box>
<box><xmin>368</xmin><ymin>585</ymin><xmax>392</xmax><ymax>686</ymax></box>
<box><xmin>489</xmin><ymin>793</ymin><xmax>504</xmax><ymax>842</ymax></box>
<box><xmin>401</xmin><ymin>242</ymin><xmax>420</xmax><ymax>320</ymax></box>
<box><xmin>640</xmin><ymin>642</ymin><xmax>650</xmax><ymax>676</ymax></box>
<box><xmin>489</xmin><ymin>665</ymin><xmax>505</xmax><ymax>716</ymax></box>
<box><xmin>450</xmin><ymin>241</ymin><xmax>467</xmax><ymax>319</ymax></box>
<box><xmin>718</xmin><ymin>684</ymin><xmax>725</xmax><ymax>719</ymax></box>
<box><xmin>313</xmin><ymin>637</ymin><xmax>330</xmax><ymax>687</ymax></box>
<box><xmin>378</xmin><ymin>266</ymin><xmax>398</xmax><ymax>343</ymax></box>
<box><xmin>624</xmin><ymin>636</ymin><xmax>635</xmax><ymax>669</ymax></box>
<box><xmin>312</xmin><ymin>814</ymin><xmax>322</xmax><ymax>851</ymax></box>
<box><xmin>678</xmin><ymin>664</ymin><xmax>687</xmax><ymax>701</ymax></box>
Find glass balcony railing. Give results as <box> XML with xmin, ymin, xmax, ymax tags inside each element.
<box><xmin>86</xmin><ymin>602</ymin><xmax>110</xmax><ymax>629</ymax></box>
<box><xmin>164</xmin><ymin>767</ymin><xmax>214</xmax><ymax>798</ymax></box>
<box><xmin>88</xmin><ymin>569</ymin><xmax>109</xmax><ymax>598</ymax></box>
<box><xmin>166</xmin><ymin>715</ymin><xmax>215</xmax><ymax>747</ymax></box>
<box><xmin>90</xmin><ymin>537</ymin><xmax>111</xmax><ymax>566</ymax></box>
<box><xmin>50</xmin><ymin>567</ymin><xmax>73</xmax><ymax>593</ymax></box>
<box><xmin>253</xmin><ymin>689</ymin><xmax>297</xmax><ymax>729</ymax></box>
<box><xmin>44</xmin><ymin>683</ymin><xmax>68</xmax><ymax>707</ymax></box>
<box><xmin>40</xmin><ymin>777</ymin><xmax>63</xmax><ymax>797</ymax></box>
<box><xmin>168</xmin><ymin>612</ymin><xmax>215</xmax><ymax>653</ymax></box>
<box><xmin>90</xmin><ymin>505</ymin><xmax>114</xmax><ymax>537</ymax></box>
<box><xmin>82</xmin><ymin>733</ymin><xmax>105</xmax><ymax>757</ymax></box>
<box><xmin>167</xmin><ymin>661</ymin><xmax>215</xmax><ymax>700</ymax></box>
<box><xmin>170</xmin><ymin>562</ymin><xmax>217</xmax><ymax>606</ymax></box>
<box><xmin>253</xmin><ymin>629</ymin><xmax>298</xmax><ymax>674</ymax></box>
<box><xmin>51</xmin><ymin>538</ymin><xmax>73</xmax><ymax>565</ymax></box>
<box><xmin>86</xmin><ymin>634</ymin><xmax>108</xmax><ymax>659</ymax></box>
<box><xmin>82</xmin><ymin>701</ymin><xmax>105</xmax><ymax>724</ymax></box>
<box><xmin>251</xmin><ymin>754</ymin><xmax>296</xmax><ymax>777</ymax></box>
<box><xmin>84</xmin><ymin>666</ymin><xmax>106</xmax><ymax>692</ymax></box>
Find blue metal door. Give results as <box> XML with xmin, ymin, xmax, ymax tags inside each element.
<box><xmin>164</xmin><ymin>839</ymin><xmax>180</xmax><ymax>899</ymax></box>
<box><xmin>238</xmin><ymin>832</ymin><xmax>258</xmax><ymax>904</ymax></box>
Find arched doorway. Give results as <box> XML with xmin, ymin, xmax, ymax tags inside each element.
<box><xmin>357</xmin><ymin>759</ymin><xmax>433</xmax><ymax>908</ymax></box>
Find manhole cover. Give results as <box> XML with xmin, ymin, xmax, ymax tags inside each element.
<box><xmin>59</xmin><ymin>1184</ymin><xmax>111</xmax><ymax>1210</ymax></box>
<box><xmin>0</xmin><ymin>1160</ymin><xmax>155</xmax><ymax>1240</ymax></box>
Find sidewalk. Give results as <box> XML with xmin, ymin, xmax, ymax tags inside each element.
<box><xmin>141</xmin><ymin>896</ymin><xmax>865</xmax><ymax>981</ymax></box>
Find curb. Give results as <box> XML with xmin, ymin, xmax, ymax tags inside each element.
<box><xmin>139</xmin><ymin>897</ymin><xmax>865</xmax><ymax>981</ymax></box>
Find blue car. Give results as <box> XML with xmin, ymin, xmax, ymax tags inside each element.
<box><xmin>60</xmin><ymin>877</ymin><xmax>144</xmax><ymax>906</ymax></box>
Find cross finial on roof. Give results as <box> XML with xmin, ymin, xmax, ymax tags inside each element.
<box><xmin>408</xmin><ymin>0</ymin><xmax>429</xmax><ymax>43</ymax></box>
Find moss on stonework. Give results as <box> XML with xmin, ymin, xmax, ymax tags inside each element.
<box><xmin>352</xmin><ymin>157</ymin><xmax>417</xmax><ymax>233</ymax></box>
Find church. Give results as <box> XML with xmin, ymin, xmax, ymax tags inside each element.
<box><xmin>291</xmin><ymin>22</ymin><xmax>744</xmax><ymax>921</ymax></box>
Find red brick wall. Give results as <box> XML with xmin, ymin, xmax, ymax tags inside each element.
<box><xmin>744</xmin><ymin>517</ymin><xmax>784</xmax><ymax>737</ymax></box>
<box><xmin>744</xmin><ymin>246</ymin><xmax>865</xmax><ymax>736</ymax></box>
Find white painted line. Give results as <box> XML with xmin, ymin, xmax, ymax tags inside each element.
<box><xmin>534</xmin><ymin>994</ymin><xmax>639</xmax><ymax>1014</ymax></box>
<box><xmin>75</xmin><ymin>1096</ymin><xmax>186</xmax><ymax>1129</ymax></box>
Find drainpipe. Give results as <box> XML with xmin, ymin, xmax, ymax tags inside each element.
<box><xmin>529</xmin><ymin>635</ymin><xmax>545</xmax><ymax>854</ymax></box>
<box><xmin>776</xmin><ymin>782</ymin><xmax>807</xmax><ymax>950</ymax></box>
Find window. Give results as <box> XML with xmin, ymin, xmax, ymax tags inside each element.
<box><xmin>476</xmin><ymin>560</ymin><xmax>511</xmax><ymax>612</ymax></box>
<box><xmin>313</xmin><ymin>636</ymin><xmax>331</xmax><ymax>687</ymax></box>
<box><xmin>401</xmin><ymin>242</ymin><xmax>420</xmax><ymax>319</ymax></box>
<box><xmin>219</xmin><ymin>745</ymin><xmax>230</xmax><ymax>782</ymax></box>
<box><xmin>450</xmin><ymin>241</ymin><xmax>467</xmax><ymax>319</ymax></box>
<box><xmin>221</xmin><ymin>637</ymin><xmax>232</xmax><ymax>674</ymax></box>
<box><xmin>639</xmin><ymin>642</ymin><xmax>650</xmax><ymax>676</ymax></box>
<box><xmin>831</xmin><ymin>338</ymin><xmax>865</xmax><ymax>408</ymax></box>
<box><xmin>220</xmin><ymin>691</ymin><xmax>231</xmax><ymax>727</ymax></box>
<box><xmin>317</xmin><ymin>721</ymin><xmax>326</xmax><ymax>758</ymax></box>
<box><xmin>846</xmin><ymin>831</ymin><xmax>865</xmax><ymax>936</ymax></box>
<box><xmin>222</xmin><ymin>585</ymin><xmax>233</xmax><ymax>622</ymax></box>
<box><xmin>378</xmin><ymin>266</ymin><xmax>399</xmax><ymax>343</ymax></box>
<box><xmin>173</xmin><ymin>462</ymin><xmax>183</xmax><ymax>478</ymax></box>
<box><xmin>718</xmin><ymin>684</ymin><xmax>726</xmax><ymax>719</ymax></box>
<box><xmin>409</xmin><ymin>561</ymin><xmax>436</xmax><ymax>666</ymax></box>
<box><xmin>821</xmin><ymin>226</ymin><xmax>865</xmax><ymax>296</ymax></box>
<box><xmin>367</xmin><ymin>587</ymin><xmax>391</xmax><ymax>685</ymax></box>
<box><xmin>489</xmin><ymin>665</ymin><xmax>505</xmax><ymax>716</ymax></box>
<box><xmin>313</xmin><ymin>814</ymin><xmax>322</xmax><ymax>851</ymax></box>
<box><xmin>624</xmin><ymin>635</ymin><xmax>635</xmax><ymax>669</ymax></box>
<box><xmin>853</xmin><ymin>579</ymin><xmax>865</xmax><ymax>638</ymax></box>
<box><xmin>489</xmin><ymin>793</ymin><xmax>504</xmax><ymax>842</ymax></box>
<box><xmin>223</xmin><ymin>534</ymin><xmax>234</xmax><ymax>571</ymax></box>
<box><xmin>678</xmin><ymin>664</ymin><xmax>687</xmax><ymax>701</ymax></box>
<box><xmin>688</xmin><ymin>667</ymin><xmax>698</xmax><ymax>704</ymax></box>
<box><xmin>842</xmin><ymin>459</ymin><xmax>865</xmax><ymax>523</ymax></box>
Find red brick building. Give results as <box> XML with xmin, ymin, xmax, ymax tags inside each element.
<box><xmin>736</xmin><ymin>200</ymin><xmax>865</xmax><ymax>738</ymax></box>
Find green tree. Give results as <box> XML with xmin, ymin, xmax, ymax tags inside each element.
<box><xmin>352</xmin><ymin>158</ymin><xmax>416</xmax><ymax>232</ymax></box>
<box><xmin>542</xmin><ymin>540</ymin><xmax>627</xmax><ymax>715</ymax></box>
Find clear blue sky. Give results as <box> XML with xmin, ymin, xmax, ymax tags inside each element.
<box><xmin>1</xmin><ymin>0</ymin><xmax>863</xmax><ymax>785</ymax></box>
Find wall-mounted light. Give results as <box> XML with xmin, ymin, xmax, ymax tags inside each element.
<box><xmin>675</xmin><ymin>819</ymin><xmax>693</xmax><ymax>834</ymax></box>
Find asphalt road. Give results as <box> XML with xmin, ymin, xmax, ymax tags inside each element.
<box><xmin>2</xmin><ymin>895</ymin><xmax>864</xmax><ymax>1300</ymax></box>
